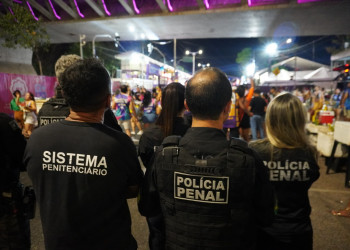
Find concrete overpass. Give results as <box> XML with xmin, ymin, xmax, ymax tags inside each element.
<box><xmin>1</xmin><ymin>0</ymin><xmax>350</xmax><ymax>43</ymax></box>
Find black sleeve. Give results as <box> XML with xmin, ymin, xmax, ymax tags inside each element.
<box><xmin>120</xmin><ymin>134</ymin><xmax>144</xmax><ymax>187</ymax></box>
<box><xmin>138</xmin><ymin>151</ymin><xmax>162</xmax><ymax>217</ymax></box>
<box><xmin>251</xmin><ymin>149</ymin><xmax>275</xmax><ymax>227</ymax></box>
<box><xmin>138</xmin><ymin>134</ymin><xmax>155</xmax><ymax>169</ymax></box>
<box><xmin>1</xmin><ymin>115</ymin><xmax>27</xmax><ymax>172</ymax></box>
<box><xmin>103</xmin><ymin>108</ymin><xmax>123</xmax><ymax>132</ymax></box>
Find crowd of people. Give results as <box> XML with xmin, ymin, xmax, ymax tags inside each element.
<box><xmin>2</xmin><ymin>54</ymin><xmax>350</xmax><ymax>250</ymax></box>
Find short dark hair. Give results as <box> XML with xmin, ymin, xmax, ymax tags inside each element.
<box><xmin>186</xmin><ymin>68</ymin><xmax>232</xmax><ymax>120</ymax></box>
<box><xmin>59</xmin><ymin>58</ymin><xmax>111</xmax><ymax>112</ymax></box>
<box><xmin>254</xmin><ymin>88</ymin><xmax>261</xmax><ymax>94</ymax></box>
<box><xmin>13</xmin><ymin>90</ymin><xmax>21</xmax><ymax>97</ymax></box>
<box><xmin>120</xmin><ymin>85</ymin><xmax>128</xmax><ymax>94</ymax></box>
<box><xmin>236</xmin><ymin>85</ymin><xmax>246</xmax><ymax>98</ymax></box>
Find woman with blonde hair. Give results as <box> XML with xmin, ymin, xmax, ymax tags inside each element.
<box><xmin>249</xmin><ymin>93</ymin><xmax>320</xmax><ymax>250</ymax></box>
<box><xmin>23</xmin><ymin>92</ymin><xmax>37</xmax><ymax>137</ymax></box>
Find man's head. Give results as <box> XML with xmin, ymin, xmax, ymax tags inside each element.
<box><xmin>253</xmin><ymin>89</ymin><xmax>261</xmax><ymax>96</ymax></box>
<box><xmin>55</xmin><ymin>54</ymin><xmax>82</xmax><ymax>79</ymax></box>
<box><xmin>185</xmin><ymin>67</ymin><xmax>232</xmax><ymax>120</ymax></box>
<box><xmin>59</xmin><ymin>58</ymin><xmax>111</xmax><ymax>112</ymax></box>
<box><xmin>270</xmin><ymin>87</ymin><xmax>276</xmax><ymax>94</ymax></box>
<box><xmin>120</xmin><ymin>85</ymin><xmax>129</xmax><ymax>94</ymax></box>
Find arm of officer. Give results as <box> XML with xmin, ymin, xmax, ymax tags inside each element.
<box><xmin>251</xmin><ymin>150</ymin><xmax>274</xmax><ymax>227</ymax></box>
<box><xmin>138</xmin><ymin>152</ymin><xmax>161</xmax><ymax>217</ymax></box>
<box><xmin>123</xmin><ymin>136</ymin><xmax>144</xmax><ymax>199</ymax></box>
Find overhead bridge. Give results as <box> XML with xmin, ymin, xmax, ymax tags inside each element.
<box><xmin>1</xmin><ymin>0</ymin><xmax>349</xmax><ymax>43</ymax></box>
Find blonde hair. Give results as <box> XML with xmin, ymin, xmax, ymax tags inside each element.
<box><xmin>265</xmin><ymin>92</ymin><xmax>309</xmax><ymax>149</ymax></box>
<box><xmin>55</xmin><ymin>54</ymin><xmax>81</xmax><ymax>79</ymax></box>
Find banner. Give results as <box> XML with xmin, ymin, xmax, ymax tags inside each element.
<box><xmin>0</xmin><ymin>73</ymin><xmax>57</xmax><ymax>116</ymax></box>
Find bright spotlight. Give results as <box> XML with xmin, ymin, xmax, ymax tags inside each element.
<box><xmin>206</xmin><ymin>63</ymin><xmax>210</xmax><ymax>67</ymax></box>
<box><xmin>198</xmin><ymin>63</ymin><xmax>202</xmax><ymax>67</ymax></box>
<box><xmin>245</xmin><ymin>62</ymin><xmax>256</xmax><ymax>77</ymax></box>
<box><xmin>198</xmin><ymin>50</ymin><xmax>203</xmax><ymax>54</ymax></box>
<box><xmin>128</xmin><ymin>24</ymin><xmax>135</xmax><ymax>33</ymax></box>
<box><xmin>185</xmin><ymin>50</ymin><xmax>190</xmax><ymax>55</ymax></box>
<box><xmin>286</xmin><ymin>38</ymin><xmax>292</xmax><ymax>44</ymax></box>
<box><xmin>265</xmin><ymin>43</ymin><xmax>278</xmax><ymax>57</ymax></box>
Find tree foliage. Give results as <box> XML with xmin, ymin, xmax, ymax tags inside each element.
<box><xmin>0</xmin><ymin>4</ymin><xmax>49</xmax><ymax>49</ymax></box>
<box><xmin>235</xmin><ymin>48</ymin><xmax>252</xmax><ymax>66</ymax></box>
<box><xmin>326</xmin><ymin>35</ymin><xmax>350</xmax><ymax>55</ymax></box>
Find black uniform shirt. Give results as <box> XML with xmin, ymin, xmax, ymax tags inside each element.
<box><xmin>24</xmin><ymin>120</ymin><xmax>143</xmax><ymax>249</ymax></box>
<box><xmin>139</xmin><ymin>127</ymin><xmax>274</xmax><ymax>228</ymax></box>
<box><xmin>249</xmin><ymin>140</ymin><xmax>320</xmax><ymax>235</ymax></box>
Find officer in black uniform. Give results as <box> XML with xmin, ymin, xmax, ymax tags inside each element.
<box><xmin>37</xmin><ymin>54</ymin><xmax>122</xmax><ymax>132</ymax></box>
<box><xmin>0</xmin><ymin>113</ymin><xmax>30</xmax><ymax>249</ymax></box>
<box><xmin>140</xmin><ymin>68</ymin><xmax>274</xmax><ymax>250</ymax></box>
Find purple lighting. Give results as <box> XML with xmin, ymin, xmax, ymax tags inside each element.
<box><xmin>248</xmin><ymin>0</ymin><xmax>288</xmax><ymax>7</ymax></box>
<box><xmin>101</xmin><ymin>0</ymin><xmax>111</xmax><ymax>16</ymax></box>
<box><xmin>47</xmin><ymin>0</ymin><xmax>61</xmax><ymax>19</ymax></box>
<box><xmin>298</xmin><ymin>0</ymin><xmax>329</xmax><ymax>3</ymax></box>
<box><xmin>203</xmin><ymin>0</ymin><xmax>209</xmax><ymax>9</ymax></box>
<box><xmin>73</xmin><ymin>0</ymin><xmax>84</xmax><ymax>18</ymax></box>
<box><xmin>26</xmin><ymin>1</ymin><xmax>38</xmax><ymax>21</ymax></box>
<box><xmin>8</xmin><ymin>7</ymin><xmax>14</xmax><ymax>15</ymax></box>
<box><xmin>132</xmin><ymin>0</ymin><xmax>140</xmax><ymax>14</ymax></box>
<box><xmin>167</xmin><ymin>0</ymin><xmax>173</xmax><ymax>11</ymax></box>
<box><xmin>13</xmin><ymin>0</ymin><xmax>22</xmax><ymax>3</ymax></box>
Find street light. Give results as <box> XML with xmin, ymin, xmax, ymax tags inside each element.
<box><xmin>198</xmin><ymin>62</ymin><xmax>210</xmax><ymax>68</ymax></box>
<box><xmin>186</xmin><ymin>49</ymin><xmax>203</xmax><ymax>75</ymax></box>
<box><xmin>147</xmin><ymin>43</ymin><xmax>166</xmax><ymax>64</ymax></box>
<box><xmin>92</xmin><ymin>33</ymin><xmax>120</xmax><ymax>58</ymax></box>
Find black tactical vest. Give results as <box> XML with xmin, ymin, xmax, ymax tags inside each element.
<box><xmin>155</xmin><ymin>136</ymin><xmax>257</xmax><ymax>250</ymax></box>
<box><xmin>37</xmin><ymin>98</ymin><xmax>70</xmax><ymax>127</ymax></box>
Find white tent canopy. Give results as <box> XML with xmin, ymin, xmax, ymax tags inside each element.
<box><xmin>303</xmin><ymin>67</ymin><xmax>338</xmax><ymax>80</ymax></box>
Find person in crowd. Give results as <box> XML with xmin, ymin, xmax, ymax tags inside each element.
<box><xmin>249</xmin><ymin>89</ymin><xmax>267</xmax><ymax>141</ymax></box>
<box><xmin>223</xmin><ymin>86</ymin><xmax>240</xmax><ymax>139</ymax></box>
<box><xmin>249</xmin><ymin>93</ymin><xmax>320</xmax><ymax>250</ymax></box>
<box><xmin>330</xmin><ymin>88</ymin><xmax>342</xmax><ymax>120</ymax></box>
<box><xmin>0</xmin><ymin>113</ymin><xmax>30</xmax><ymax>249</ymax></box>
<box><xmin>332</xmin><ymin>199</ymin><xmax>350</xmax><ymax>217</ymax></box>
<box><xmin>10</xmin><ymin>90</ymin><xmax>25</xmax><ymax>129</ymax></box>
<box><xmin>340</xmin><ymin>82</ymin><xmax>350</xmax><ymax>121</ymax></box>
<box><xmin>142</xmin><ymin>91</ymin><xmax>158</xmax><ymax>129</ymax></box>
<box><xmin>130</xmin><ymin>94</ymin><xmax>143</xmax><ymax>135</ymax></box>
<box><xmin>155</xmin><ymin>86</ymin><xmax>162</xmax><ymax>116</ymax></box>
<box><xmin>140</xmin><ymin>68</ymin><xmax>274</xmax><ymax>249</ymax></box>
<box><xmin>138</xmin><ymin>82</ymin><xmax>189</xmax><ymax>250</ymax></box>
<box><xmin>237</xmin><ymin>78</ymin><xmax>255</xmax><ymax>141</ymax></box>
<box><xmin>310</xmin><ymin>86</ymin><xmax>324</xmax><ymax>121</ymax></box>
<box><xmin>269</xmin><ymin>87</ymin><xmax>280</xmax><ymax>100</ymax></box>
<box><xmin>24</xmin><ymin>58</ymin><xmax>143</xmax><ymax>250</ymax></box>
<box><xmin>37</xmin><ymin>85</ymin><xmax>68</xmax><ymax>126</ymax></box>
<box><xmin>38</xmin><ymin>54</ymin><xmax>122</xmax><ymax>132</ymax></box>
<box><xmin>112</xmin><ymin>85</ymin><xmax>136</xmax><ymax>136</ymax></box>
<box><xmin>23</xmin><ymin>92</ymin><xmax>37</xmax><ymax>137</ymax></box>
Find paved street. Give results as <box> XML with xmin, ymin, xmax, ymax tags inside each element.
<box><xmin>21</xmin><ymin>155</ymin><xmax>350</xmax><ymax>250</ymax></box>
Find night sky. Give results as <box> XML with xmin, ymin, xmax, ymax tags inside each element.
<box><xmin>118</xmin><ymin>35</ymin><xmax>337</xmax><ymax>77</ymax></box>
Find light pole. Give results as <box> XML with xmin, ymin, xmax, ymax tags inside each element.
<box><xmin>147</xmin><ymin>43</ymin><xmax>166</xmax><ymax>64</ymax></box>
<box><xmin>79</xmin><ymin>34</ymin><xmax>86</xmax><ymax>59</ymax></box>
<box><xmin>92</xmin><ymin>33</ymin><xmax>119</xmax><ymax>58</ymax></box>
<box><xmin>186</xmin><ymin>49</ymin><xmax>203</xmax><ymax>75</ymax></box>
